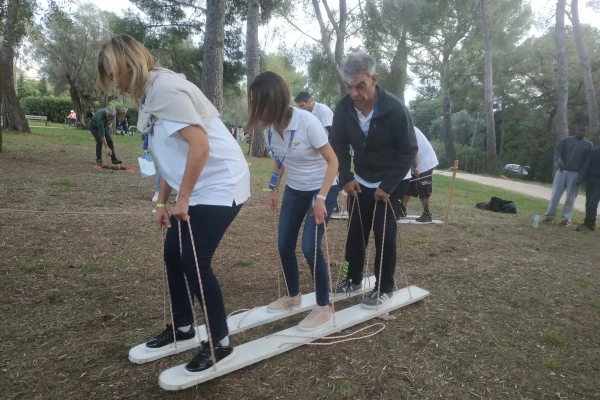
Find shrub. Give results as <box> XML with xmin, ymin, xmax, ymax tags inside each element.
<box><xmin>20</xmin><ymin>96</ymin><xmax>75</xmax><ymax>123</ymax></box>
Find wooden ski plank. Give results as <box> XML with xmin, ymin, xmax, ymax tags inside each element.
<box><xmin>129</xmin><ymin>275</ymin><xmax>377</xmax><ymax>364</ymax></box>
<box><xmin>159</xmin><ymin>285</ymin><xmax>430</xmax><ymax>391</ymax></box>
<box><xmin>397</xmin><ymin>218</ymin><xmax>443</xmax><ymax>225</ymax></box>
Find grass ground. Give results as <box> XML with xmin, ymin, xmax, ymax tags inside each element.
<box><xmin>0</xmin><ymin>124</ymin><xmax>598</xmax><ymax>400</ymax></box>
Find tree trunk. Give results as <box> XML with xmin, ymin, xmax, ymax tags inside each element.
<box><xmin>571</xmin><ymin>0</ymin><xmax>599</xmax><ymax>131</ymax></box>
<box><xmin>554</xmin><ymin>0</ymin><xmax>569</xmax><ymax>142</ymax></box>
<box><xmin>312</xmin><ymin>0</ymin><xmax>346</xmax><ymax>96</ymax></box>
<box><xmin>480</xmin><ymin>0</ymin><xmax>497</xmax><ymax>175</ymax></box>
<box><xmin>1</xmin><ymin>0</ymin><xmax>30</xmax><ymax>133</ymax></box>
<box><xmin>0</xmin><ymin>43</ymin><xmax>3</xmax><ymax>153</ymax></box>
<box><xmin>246</xmin><ymin>0</ymin><xmax>266</xmax><ymax>158</ymax></box>
<box><xmin>201</xmin><ymin>0</ymin><xmax>226</xmax><ymax>112</ymax></box>
<box><xmin>388</xmin><ymin>28</ymin><xmax>408</xmax><ymax>103</ymax></box>
<box><xmin>441</xmin><ymin>57</ymin><xmax>456</xmax><ymax>164</ymax></box>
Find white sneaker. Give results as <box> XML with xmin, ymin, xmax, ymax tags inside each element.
<box><xmin>152</xmin><ymin>191</ymin><xmax>159</xmax><ymax>202</ymax></box>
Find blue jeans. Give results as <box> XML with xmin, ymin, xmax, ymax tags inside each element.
<box><xmin>278</xmin><ymin>185</ymin><xmax>340</xmax><ymax>306</ymax></box>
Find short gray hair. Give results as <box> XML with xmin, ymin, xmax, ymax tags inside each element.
<box><xmin>342</xmin><ymin>52</ymin><xmax>376</xmax><ymax>80</ymax></box>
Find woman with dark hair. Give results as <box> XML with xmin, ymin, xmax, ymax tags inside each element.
<box><xmin>98</xmin><ymin>34</ymin><xmax>250</xmax><ymax>373</ymax></box>
<box><xmin>246</xmin><ymin>71</ymin><xmax>339</xmax><ymax>331</ymax></box>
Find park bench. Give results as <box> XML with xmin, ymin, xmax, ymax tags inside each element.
<box><xmin>25</xmin><ymin>115</ymin><xmax>50</xmax><ymax>126</ymax></box>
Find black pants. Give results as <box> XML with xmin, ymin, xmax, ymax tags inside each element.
<box><xmin>90</xmin><ymin>129</ymin><xmax>117</xmax><ymax>162</ymax></box>
<box><xmin>584</xmin><ymin>178</ymin><xmax>600</xmax><ymax>228</ymax></box>
<box><xmin>344</xmin><ymin>183</ymin><xmax>406</xmax><ymax>293</ymax></box>
<box><xmin>164</xmin><ymin>202</ymin><xmax>243</xmax><ymax>342</ymax></box>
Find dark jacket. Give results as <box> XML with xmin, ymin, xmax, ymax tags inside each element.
<box><xmin>330</xmin><ymin>85</ymin><xmax>417</xmax><ymax>195</ymax></box>
<box><xmin>88</xmin><ymin>108</ymin><xmax>110</xmax><ymax>138</ymax></box>
<box><xmin>581</xmin><ymin>146</ymin><xmax>600</xmax><ymax>181</ymax></box>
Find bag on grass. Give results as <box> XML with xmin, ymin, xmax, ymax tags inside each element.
<box><xmin>138</xmin><ymin>152</ymin><xmax>157</xmax><ymax>178</ymax></box>
<box><xmin>488</xmin><ymin>196</ymin><xmax>517</xmax><ymax>214</ymax></box>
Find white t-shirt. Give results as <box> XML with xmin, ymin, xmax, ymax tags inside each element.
<box><xmin>403</xmin><ymin>127</ymin><xmax>439</xmax><ymax>180</ymax></box>
<box><xmin>149</xmin><ymin>116</ymin><xmax>250</xmax><ymax>207</ymax></box>
<box><xmin>264</xmin><ymin>107</ymin><xmax>332</xmax><ymax>191</ymax></box>
<box><xmin>312</xmin><ymin>102</ymin><xmax>334</xmax><ymax>128</ymax></box>
<box><xmin>353</xmin><ymin>107</ymin><xmax>380</xmax><ymax>188</ymax></box>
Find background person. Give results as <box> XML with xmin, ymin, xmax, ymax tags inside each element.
<box><xmin>67</xmin><ymin>110</ymin><xmax>77</xmax><ymax>126</ymax></box>
<box><xmin>543</xmin><ymin>126</ymin><xmax>592</xmax><ymax>226</ymax></box>
<box><xmin>88</xmin><ymin>105</ymin><xmax>122</xmax><ymax>166</ymax></box>
<box><xmin>294</xmin><ymin>91</ymin><xmax>334</xmax><ymax>133</ymax></box>
<box><xmin>246</xmin><ymin>71</ymin><xmax>339</xmax><ymax>332</ymax></box>
<box><xmin>402</xmin><ymin>127</ymin><xmax>439</xmax><ymax>222</ymax></box>
<box><xmin>98</xmin><ymin>34</ymin><xmax>250</xmax><ymax>373</ymax></box>
<box><xmin>576</xmin><ymin>144</ymin><xmax>600</xmax><ymax>232</ymax></box>
<box><xmin>330</xmin><ymin>51</ymin><xmax>417</xmax><ymax>309</ymax></box>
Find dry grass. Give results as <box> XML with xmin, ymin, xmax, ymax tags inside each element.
<box><xmin>1</xmin><ymin>129</ymin><xmax>599</xmax><ymax>399</ymax></box>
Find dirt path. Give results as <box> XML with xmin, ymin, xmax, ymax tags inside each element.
<box><xmin>436</xmin><ymin>170</ymin><xmax>586</xmax><ymax>212</ymax></box>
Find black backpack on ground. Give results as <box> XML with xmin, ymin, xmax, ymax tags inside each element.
<box><xmin>488</xmin><ymin>196</ymin><xmax>517</xmax><ymax>214</ymax></box>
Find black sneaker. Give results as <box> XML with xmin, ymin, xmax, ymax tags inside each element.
<box><xmin>185</xmin><ymin>340</ymin><xmax>235</xmax><ymax>374</ymax></box>
<box><xmin>576</xmin><ymin>224</ymin><xmax>595</xmax><ymax>232</ymax></box>
<box><xmin>331</xmin><ymin>279</ymin><xmax>362</xmax><ymax>294</ymax></box>
<box><xmin>95</xmin><ymin>159</ymin><xmax>102</xmax><ymax>166</ymax></box>
<box><xmin>361</xmin><ymin>289</ymin><xmax>393</xmax><ymax>309</ymax></box>
<box><xmin>111</xmin><ymin>158</ymin><xmax>123</xmax><ymax>165</ymax></box>
<box><xmin>145</xmin><ymin>324</ymin><xmax>196</xmax><ymax>349</ymax></box>
<box><xmin>416</xmin><ymin>212</ymin><xmax>432</xmax><ymax>223</ymax></box>
<box><xmin>399</xmin><ymin>202</ymin><xmax>407</xmax><ymax>218</ymax></box>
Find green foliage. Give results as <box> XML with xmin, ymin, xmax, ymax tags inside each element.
<box><xmin>262</xmin><ymin>53</ymin><xmax>307</xmax><ymax>100</ymax></box>
<box><xmin>17</xmin><ymin>75</ymin><xmax>40</xmax><ymax>100</ymax></box>
<box><xmin>305</xmin><ymin>47</ymin><xmax>343</xmax><ymax>108</ymax></box>
<box><xmin>20</xmin><ymin>96</ymin><xmax>75</xmax><ymax>122</ymax></box>
<box><xmin>430</xmin><ymin>139</ymin><xmax>486</xmax><ymax>173</ymax></box>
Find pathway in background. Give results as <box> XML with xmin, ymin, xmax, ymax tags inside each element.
<box><xmin>435</xmin><ymin>171</ymin><xmax>585</xmax><ymax>213</ymax></box>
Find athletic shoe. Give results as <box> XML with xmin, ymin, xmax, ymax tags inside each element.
<box><xmin>298</xmin><ymin>304</ymin><xmax>333</xmax><ymax>331</ymax></box>
<box><xmin>361</xmin><ymin>289</ymin><xmax>393</xmax><ymax>309</ymax></box>
<box><xmin>416</xmin><ymin>212</ymin><xmax>432</xmax><ymax>223</ymax></box>
<box><xmin>576</xmin><ymin>224</ymin><xmax>595</xmax><ymax>232</ymax></box>
<box><xmin>560</xmin><ymin>219</ymin><xmax>570</xmax><ymax>226</ymax></box>
<box><xmin>331</xmin><ymin>279</ymin><xmax>362</xmax><ymax>294</ymax></box>
<box><xmin>266</xmin><ymin>293</ymin><xmax>302</xmax><ymax>312</ymax></box>
<box><xmin>145</xmin><ymin>324</ymin><xmax>196</xmax><ymax>349</ymax></box>
<box><xmin>185</xmin><ymin>341</ymin><xmax>235</xmax><ymax>374</ymax></box>
<box><xmin>95</xmin><ymin>159</ymin><xmax>102</xmax><ymax>166</ymax></box>
<box><xmin>111</xmin><ymin>159</ymin><xmax>123</xmax><ymax>165</ymax></box>
<box><xmin>399</xmin><ymin>202</ymin><xmax>407</xmax><ymax>218</ymax></box>
<box><xmin>152</xmin><ymin>191</ymin><xmax>159</xmax><ymax>202</ymax></box>
<box><xmin>543</xmin><ymin>216</ymin><xmax>554</xmax><ymax>222</ymax></box>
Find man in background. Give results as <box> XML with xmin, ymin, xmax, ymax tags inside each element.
<box><xmin>576</xmin><ymin>142</ymin><xmax>600</xmax><ymax>232</ymax></box>
<box><xmin>544</xmin><ymin>126</ymin><xmax>592</xmax><ymax>226</ymax></box>
<box><xmin>402</xmin><ymin>127</ymin><xmax>439</xmax><ymax>222</ymax></box>
<box><xmin>294</xmin><ymin>91</ymin><xmax>334</xmax><ymax>133</ymax></box>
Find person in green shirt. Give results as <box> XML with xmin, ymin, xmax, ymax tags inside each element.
<box><xmin>88</xmin><ymin>105</ymin><xmax>122</xmax><ymax>166</ymax></box>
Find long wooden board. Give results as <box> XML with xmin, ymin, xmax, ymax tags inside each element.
<box><xmin>159</xmin><ymin>285</ymin><xmax>429</xmax><ymax>391</ymax></box>
<box><xmin>129</xmin><ymin>275</ymin><xmax>377</xmax><ymax>364</ymax></box>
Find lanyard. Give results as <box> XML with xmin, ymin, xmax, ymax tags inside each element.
<box><xmin>267</xmin><ymin>128</ymin><xmax>296</xmax><ymax>169</ymax></box>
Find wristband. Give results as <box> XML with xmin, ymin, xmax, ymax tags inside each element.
<box><xmin>155</xmin><ymin>203</ymin><xmax>166</xmax><ymax>209</ymax></box>
<box><xmin>315</xmin><ymin>194</ymin><xmax>327</xmax><ymax>201</ymax></box>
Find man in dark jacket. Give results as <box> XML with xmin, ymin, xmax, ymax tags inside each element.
<box><xmin>330</xmin><ymin>51</ymin><xmax>417</xmax><ymax>309</ymax></box>
<box><xmin>543</xmin><ymin>126</ymin><xmax>592</xmax><ymax>226</ymax></box>
<box><xmin>576</xmin><ymin>144</ymin><xmax>600</xmax><ymax>232</ymax></box>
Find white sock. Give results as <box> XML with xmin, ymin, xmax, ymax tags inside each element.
<box><xmin>177</xmin><ymin>325</ymin><xmax>191</xmax><ymax>332</ymax></box>
<box><xmin>219</xmin><ymin>336</ymin><xmax>230</xmax><ymax>347</ymax></box>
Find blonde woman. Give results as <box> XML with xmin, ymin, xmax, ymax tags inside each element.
<box><xmin>98</xmin><ymin>35</ymin><xmax>250</xmax><ymax>373</ymax></box>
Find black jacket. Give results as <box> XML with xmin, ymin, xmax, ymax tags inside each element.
<box><xmin>330</xmin><ymin>85</ymin><xmax>417</xmax><ymax>195</ymax></box>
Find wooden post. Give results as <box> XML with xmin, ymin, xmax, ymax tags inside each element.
<box><xmin>444</xmin><ymin>160</ymin><xmax>459</xmax><ymax>232</ymax></box>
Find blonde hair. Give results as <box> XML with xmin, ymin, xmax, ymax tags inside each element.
<box><xmin>97</xmin><ymin>35</ymin><xmax>158</xmax><ymax>106</ymax></box>
<box><xmin>246</xmin><ymin>71</ymin><xmax>292</xmax><ymax>133</ymax></box>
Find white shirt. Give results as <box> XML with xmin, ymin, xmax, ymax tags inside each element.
<box><xmin>403</xmin><ymin>127</ymin><xmax>439</xmax><ymax>180</ymax></box>
<box><xmin>353</xmin><ymin>106</ymin><xmax>380</xmax><ymax>188</ymax></box>
<box><xmin>264</xmin><ymin>107</ymin><xmax>332</xmax><ymax>191</ymax></box>
<box><xmin>149</xmin><ymin>117</ymin><xmax>250</xmax><ymax>207</ymax></box>
<box><xmin>311</xmin><ymin>102</ymin><xmax>334</xmax><ymax>128</ymax></box>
